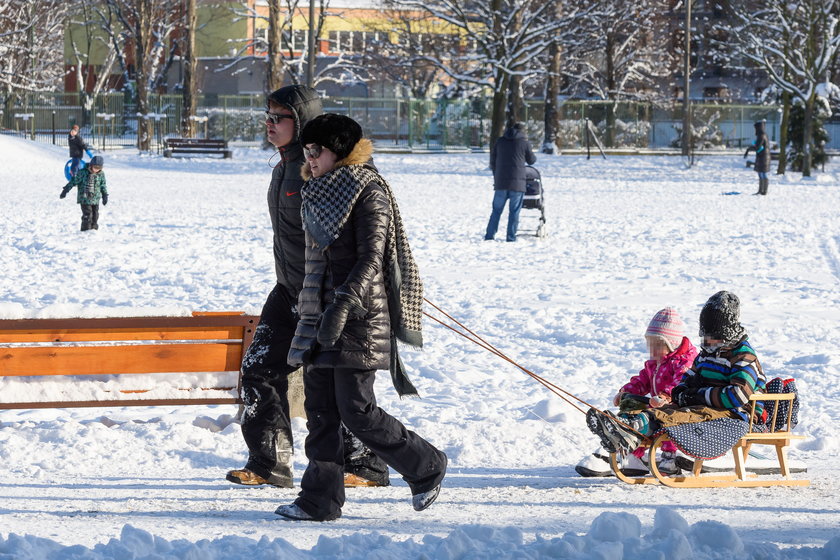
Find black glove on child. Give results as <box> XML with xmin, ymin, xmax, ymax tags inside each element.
<box><xmin>317</xmin><ymin>292</ymin><xmax>365</xmax><ymax>348</ymax></box>
<box><xmin>102</xmin><ymin>193</ymin><xmax>108</xmax><ymax>206</ymax></box>
<box><xmin>673</xmin><ymin>386</ymin><xmax>699</xmax><ymax>408</ymax></box>
<box><xmin>59</xmin><ymin>187</ymin><xmax>70</xmax><ymax>199</ymax></box>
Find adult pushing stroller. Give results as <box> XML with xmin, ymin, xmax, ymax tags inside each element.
<box><xmin>521</xmin><ymin>166</ymin><xmax>546</xmax><ymax>238</ymax></box>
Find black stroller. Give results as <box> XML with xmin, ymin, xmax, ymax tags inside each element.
<box><xmin>521</xmin><ymin>166</ymin><xmax>546</xmax><ymax>238</ymax></box>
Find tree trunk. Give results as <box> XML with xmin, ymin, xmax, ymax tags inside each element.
<box><xmin>507</xmin><ymin>74</ymin><xmax>524</xmax><ymax>126</ymax></box>
<box><xmin>542</xmin><ymin>38</ymin><xmax>560</xmax><ymax>154</ymax></box>
<box><xmin>266</xmin><ymin>0</ymin><xmax>285</xmax><ymax>93</ymax></box>
<box><xmin>490</xmin><ymin>71</ymin><xmax>508</xmax><ymax>158</ymax></box>
<box><xmin>801</xmin><ymin>93</ymin><xmax>815</xmax><ymax>177</ymax></box>
<box><xmin>134</xmin><ymin>0</ymin><xmax>153</xmax><ymax>151</ymax></box>
<box><xmin>604</xmin><ymin>33</ymin><xmax>616</xmax><ymax>148</ymax></box>
<box><xmin>181</xmin><ymin>0</ymin><xmax>197</xmax><ymax>138</ymax></box>
<box><xmin>488</xmin><ymin>0</ymin><xmax>506</xmax><ymax>160</ymax></box>
<box><xmin>776</xmin><ymin>90</ymin><xmax>790</xmax><ymax>175</ymax></box>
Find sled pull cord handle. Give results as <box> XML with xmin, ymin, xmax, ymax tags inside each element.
<box><xmin>422</xmin><ymin>298</ymin><xmax>646</xmax><ymax>438</ymax></box>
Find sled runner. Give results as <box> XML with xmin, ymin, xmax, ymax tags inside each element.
<box><xmin>608</xmin><ymin>392</ymin><xmax>808</xmax><ymax>488</ymax></box>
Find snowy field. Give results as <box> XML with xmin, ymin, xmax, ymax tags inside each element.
<box><xmin>1</xmin><ymin>133</ymin><xmax>839</xmax><ymax>559</ymax></box>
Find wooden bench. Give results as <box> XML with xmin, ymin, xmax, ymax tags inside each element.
<box><xmin>0</xmin><ymin>312</ymin><xmax>263</xmax><ymax>409</ymax></box>
<box><xmin>163</xmin><ymin>138</ymin><xmax>232</xmax><ymax>158</ymax></box>
<box><xmin>610</xmin><ymin>392</ymin><xmax>808</xmax><ymax>488</ymax></box>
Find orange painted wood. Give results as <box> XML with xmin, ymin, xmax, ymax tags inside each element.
<box><xmin>0</xmin><ymin>397</ymin><xmax>239</xmax><ymax>409</ymax></box>
<box><xmin>0</xmin><ymin>327</ymin><xmax>247</xmax><ymax>344</ymax></box>
<box><xmin>0</xmin><ymin>315</ymin><xmax>257</xmax><ymax>344</ymax></box>
<box><xmin>1</xmin><ymin>343</ymin><xmax>242</xmax><ymax>376</ymax></box>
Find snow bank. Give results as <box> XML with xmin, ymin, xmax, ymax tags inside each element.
<box><xmin>2</xmin><ymin>509</ymin><xmax>836</xmax><ymax>560</ymax></box>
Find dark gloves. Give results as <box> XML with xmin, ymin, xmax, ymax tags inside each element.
<box><xmin>317</xmin><ymin>292</ymin><xmax>366</xmax><ymax>348</ymax></box>
<box><xmin>743</xmin><ymin>149</ymin><xmax>749</xmax><ymax>158</ymax></box>
<box><xmin>59</xmin><ymin>187</ymin><xmax>70</xmax><ymax>199</ymax></box>
<box><xmin>673</xmin><ymin>386</ymin><xmax>699</xmax><ymax>408</ymax></box>
<box><xmin>102</xmin><ymin>193</ymin><xmax>108</xmax><ymax>205</ymax></box>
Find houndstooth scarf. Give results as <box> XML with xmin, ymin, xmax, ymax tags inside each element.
<box><xmin>301</xmin><ymin>164</ymin><xmax>424</xmax><ymax>348</ymax></box>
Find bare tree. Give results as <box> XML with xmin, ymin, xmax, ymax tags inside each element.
<box><xmin>181</xmin><ymin>0</ymin><xmax>198</xmax><ymax>137</ymax></box>
<box><xmin>66</xmin><ymin>2</ymin><xmax>120</xmax><ymax>126</ymax></box>
<box><xmin>90</xmin><ymin>0</ymin><xmax>182</xmax><ymax>150</ymax></box>
<box><xmin>561</xmin><ymin>0</ymin><xmax>671</xmax><ymax>147</ymax></box>
<box><xmin>390</xmin><ymin>0</ymin><xmax>571</xmax><ymax>152</ymax></box>
<box><xmin>359</xmin><ymin>6</ymin><xmax>445</xmax><ymax>98</ymax></box>
<box><xmin>232</xmin><ymin>0</ymin><xmax>368</xmax><ymax>94</ymax></box>
<box><xmin>0</xmin><ymin>0</ymin><xmax>68</xmax><ymax>121</ymax></box>
<box><xmin>732</xmin><ymin>0</ymin><xmax>840</xmax><ymax>176</ymax></box>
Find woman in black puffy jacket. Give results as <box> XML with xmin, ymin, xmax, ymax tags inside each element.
<box><xmin>275</xmin><ymin>113</ymin><xmax>447</xmax><ymax>522</ymax></box>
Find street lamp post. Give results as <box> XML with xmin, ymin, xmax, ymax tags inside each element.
<box><xmin>682</xmin><ymin>0</ymin><xmax>692</xmax><ymax>157</ymax></box>
<box><xmin>306</xmin><ymin>2</ymin><xmax>316</xmax><ymax>88</ymax></box>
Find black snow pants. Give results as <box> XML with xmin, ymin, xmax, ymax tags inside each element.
<box><xmin>80</xmin><ymin>204</ymin><xmax>99</xmax><ymax>231</ymax></box>
<box><xmin>240</xmin><ymin>284</ymin><xmax>389</xmax><ymax>487</ymax></box>
<box><xmin>294</xmin><ymin>366</ymin><xmax>447</xmax><ymax>520</ymax></box>
<box><xmin>239</xmin><ymin>284</ymin><xmax>299</xmax><ymax>486</ymax></box>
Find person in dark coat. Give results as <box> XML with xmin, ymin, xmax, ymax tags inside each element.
<box><xmin>744</xmin><ymin>119</ymin><xmax>771</xmax><ymax>195</ymax></box>
<box><xmin>68</xmin><ymin>124</ymin><xmax>93</xmax><ymax>177</ymax></box>
<box><xmin>275</xmin><ymin>113</ymin><xmax>447</xmax><ymax>522</ymax></box>
<box><xmin>226</xmin><ymin>86</ymin><xmax>389</xmax><ymax>490</ymax></box>
<box><xmin>484</xmin><ymin>122</ymin><xmax>536</xmax><ymax>242</ymax></box>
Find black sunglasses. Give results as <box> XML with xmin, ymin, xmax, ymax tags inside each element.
<box><xmin>265</xmin><ymin>111</ymin><xmax>295</xmax><ymax>124</ymax></box>
<box><xmin>303</xmin><ymin>144</ymin><xmax>323</xmax><ymax>158</ymax></box>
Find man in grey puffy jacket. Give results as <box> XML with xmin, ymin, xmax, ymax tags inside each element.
<box><xmin>484</xmin><ymin>122</ymin><xmax>536</xmax><ymax>242</ymax></box>
<box><xmin>226</xmin><ymin>85</ymin><xmax>388</xmax><ymax>489</ymax></box>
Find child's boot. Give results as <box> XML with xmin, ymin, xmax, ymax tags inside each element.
<box><xmin>656</xmin><ymin>451</ymin><xmax>681</xmax><ymax>475</ymax></box>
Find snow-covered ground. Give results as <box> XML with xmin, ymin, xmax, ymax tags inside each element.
<box><xmin>1</xmin><ymin>133</ymin><xmax>839</xmax><ymax>559</ymax></box>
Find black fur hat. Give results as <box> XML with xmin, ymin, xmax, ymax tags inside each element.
<box><xmin>699</xmin><ymin>290</ymin><xmax>745</xmax><ymax>343</ymax></box>
<box><xmin>299</xmin><ymin>113</ymin><xmax>362</xmax><ymax>160</ymax></box>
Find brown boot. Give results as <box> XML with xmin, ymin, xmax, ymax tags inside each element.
<box><xmin>226</xmin><ymin>468</ymin><xmax>285</xmax><ymax>487</ymax></box>
<box><xmin>344</xmin><ymin>472</ymin><xmax>387</xmax><ymax>487</ymax></box>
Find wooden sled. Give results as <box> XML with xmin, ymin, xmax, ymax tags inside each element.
<box><xmin>609</xmin><ymin>393</ymin><xmax>809</xmax><ymax>488</ymax></box>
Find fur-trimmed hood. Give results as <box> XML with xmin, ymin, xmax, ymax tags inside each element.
<box><xmin>301</xmin><ymin>138</ymin><xmax>374</xmax><ymax>180</ymax></box>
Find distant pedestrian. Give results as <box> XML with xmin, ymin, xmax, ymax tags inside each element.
<box><xmin>485</xmin><ymin>122</ymin><xmax>536</xmax><ymax>242</ymax></box>
<box><xmin>60</xmin><ymin>155</ymin><xmax>108</xmax><ymax>231</ymax></box>
<box><xmin>744</xmin><ymin>119</ymin><xmax>771</xmax><ymax>195</ymax></box>
<box><xmin>68</xmin><ymin>124</ymin><xmax>93</xmax><ymax>178</ymax></box>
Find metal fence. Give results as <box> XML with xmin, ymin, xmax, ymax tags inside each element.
<box><xmin>2</xmin><ymin>92</ymin><xmax>837</xmax><ymax>152</ymax></box>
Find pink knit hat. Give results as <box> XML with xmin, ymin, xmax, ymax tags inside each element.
<box><xmin>645</xmin><ymin>307</ymin><xmax>685</xmax><ymax>350</ymax></box>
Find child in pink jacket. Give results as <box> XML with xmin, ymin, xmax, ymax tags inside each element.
<box><xmin>614</xmin><ymin>307</ymin><xmax>698</xmax><ymax>473</ymax></box>
<box><xmin>575</xmin><ymin>307</ymin><xmax>698</xmax><ymax>477</ymax></box>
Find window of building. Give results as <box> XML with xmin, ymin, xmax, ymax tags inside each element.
<box><xmin>329</xmin><ymin>30</ymin><xmax>385</xmax><ymax>54</ymax></box>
